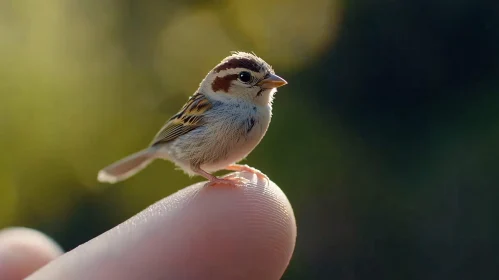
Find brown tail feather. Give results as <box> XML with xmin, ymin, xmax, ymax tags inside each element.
<box><xmin>97</xmin><ymin>148</ymin><xmax>157</xmax><ymax>184</ymax></box>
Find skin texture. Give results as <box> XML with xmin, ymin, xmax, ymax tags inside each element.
<box><xmin>2</xmin><ymin>171</ymin><xmax>296</xmax><ymax>280</ymax></box>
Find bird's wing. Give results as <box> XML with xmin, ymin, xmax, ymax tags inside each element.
<box><xmin>150</xmin><ymin>92</ymin><xmax>212</xmax><ymax>146</ymax></box>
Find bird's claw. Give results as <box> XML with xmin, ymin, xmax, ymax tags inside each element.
<box><xmin>226</xmin><ymin>164</ymin><xmax>269</xmax><ymax>185</ymax></box>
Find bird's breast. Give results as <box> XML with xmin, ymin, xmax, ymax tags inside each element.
<box><xmin>200</xmin><ymin>102</ymin><xmax>271</xmax><ymax>171</ymax></box>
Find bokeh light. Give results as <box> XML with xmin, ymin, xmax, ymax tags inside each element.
<box><xmin>2</xmin><ymin>0</ymin><xmax>499</xmax><ymax>279</ymax></box>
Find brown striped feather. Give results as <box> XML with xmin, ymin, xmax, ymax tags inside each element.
<box><xmin>214</xmin><ymin>57</ymin><xmax>261</xmax><ymax>73</ymax></box>
<box><xmin>150</xmin><ymin>93</ymin><xmax>212</xmax><ymax>146</ymax></box>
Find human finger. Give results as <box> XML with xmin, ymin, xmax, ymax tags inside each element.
<box><xmin>0</xmin><ymin>227</ymin><xmax>63</xmax><ymax>280</ymax></box>
<box><xmin>27</xmin><ymin>171</ymin><xmax>296</xmax><ymax>280</ymax></box>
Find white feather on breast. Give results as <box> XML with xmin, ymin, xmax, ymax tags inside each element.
<box><xmin>160</xmin><ymin>99</ymin><xmax>271</xmax><ymax>175</ymax></box>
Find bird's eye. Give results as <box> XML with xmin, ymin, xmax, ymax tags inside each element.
<box><xmin>238</xmin><ymin>71</ymin><xmax>252</xmax><ymax>83</ymax></box>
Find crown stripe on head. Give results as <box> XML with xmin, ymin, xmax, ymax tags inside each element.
<box><xmin>214</xmin><ymin>58</ymin><xmax>261</xmax><ymax>73</ymax></box>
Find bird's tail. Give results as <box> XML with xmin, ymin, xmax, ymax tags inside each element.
<box><xmin>97</xmin><ymin>148</ymin><xmax>158</xmax><ymax>184</ymax></box>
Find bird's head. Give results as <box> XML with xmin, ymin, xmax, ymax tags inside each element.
<box><xmin>200</xmin><ymin>52</ymin><xmax>287</xmax><ymax>106</ymax></box>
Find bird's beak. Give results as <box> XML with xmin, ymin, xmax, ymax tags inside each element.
<box><xmin>257</xmin><ymin>73</ymin><xmax>287</xmax><ymax>89</ymax></box>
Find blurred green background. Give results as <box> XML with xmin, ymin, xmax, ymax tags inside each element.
<box><xmin>1</xmin><ymin>0</ymin><xmax>499</xmax><ymax>279</ymax></box>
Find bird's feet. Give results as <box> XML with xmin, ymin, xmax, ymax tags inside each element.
<box><xmin>195</xmin><ymin>164</ymin><xmax>268</xmax><ymax>187</ymax></box>
<box><xmin>225</xmin><ymin>164</ymin><xmax>269</xmax><ymax>185</ymax></box>
<box><xmin>205</xmin><ymin>176</ymin><xmax>249</xmax><ymax>188</ymax></box>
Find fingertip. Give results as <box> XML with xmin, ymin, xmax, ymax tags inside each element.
<box><xmin>0</xmin><ymin>227</ymin><xmax>63</xmax><ymax>280</ymax></box>
<box><xmin>140</xmin><ymin>171</ymin><xmax>297</xmax><ymax>279</ymax></box>
<box><xmin>222</xmin><ymin>171</ymin><xmax>297</xmax><ymax>278</ymax></box>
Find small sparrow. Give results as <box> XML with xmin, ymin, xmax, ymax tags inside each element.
<box><xmin>97</xmin><ymin>52</ymin><xmax>287</xmax><ymax>186</ymax></box>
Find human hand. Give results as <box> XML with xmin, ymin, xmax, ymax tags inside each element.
<box><xmin>1</xmin><ymin>171</ymin><xmax>296</xmax><ymax>280</ymax></box>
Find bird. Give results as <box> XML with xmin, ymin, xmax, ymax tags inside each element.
<box><xmin>97</xmin><ymin>51</ymin><xmax>287</xmax><ymax>187</ymax></box>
